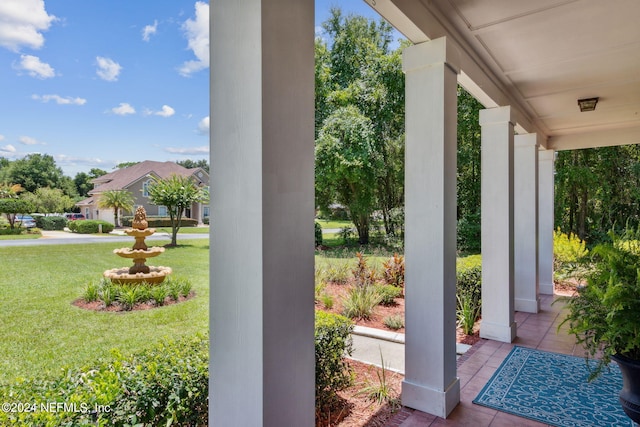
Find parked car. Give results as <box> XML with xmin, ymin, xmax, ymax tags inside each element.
<box><xmin>65</xmin><ymin>213</ymin><xmax>86</xmax><ymax>221</ymax></box>
<box><xmin>15</xmin><ymin>214</ymin><xmax>37</xmax><ymax>228</ymax></box>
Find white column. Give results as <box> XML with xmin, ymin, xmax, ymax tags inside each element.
<box><xmin>514</xmin><ymin>134</ymin><xmax>539</xmax><ymax>313</ymax></box>
<box><xmin>210</xmin><ymin>1</ymin><xmax>315</xmax><ymax>426</ymax></box>
<box><xmin>480</xmin><ymin>106</ymin><xmax>517</xmax><ymax>343</ymax></box>
<box><xmin>402</xmin><ymin>37</ymin><xmax>460</xmax><ymax>418</ymax></box>
<box><xmin>538</xmin><ymin>149</ymin><xmax>556</xmax><ymax>295</ymax></box>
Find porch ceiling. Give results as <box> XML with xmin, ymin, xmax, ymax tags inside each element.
<box><xmin>366</xmin><ymin>0</ymin><xmax>640</xmax><ymax>151</ymax></box>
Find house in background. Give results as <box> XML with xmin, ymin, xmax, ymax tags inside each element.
<box><xmin>76</xmin><ymin>160</ymin><xmax>209</xmax><ymax>225</ymax></box>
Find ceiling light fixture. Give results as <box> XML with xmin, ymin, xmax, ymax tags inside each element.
<box><xmin>578</xmin><ymin>97</ymin><xmax>599</xmax><ymax>112</ymax></box>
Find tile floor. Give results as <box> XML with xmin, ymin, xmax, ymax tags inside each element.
<box><xmin>385</xmin><ymin>294</ymin><xmax>582</xmax><ymax>426</ymax></box>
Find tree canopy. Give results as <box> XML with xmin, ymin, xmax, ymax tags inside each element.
<box><xmin>98</xmin><ymin>190</ymin><xmax>135</xmax><ymax>227</ymax></box>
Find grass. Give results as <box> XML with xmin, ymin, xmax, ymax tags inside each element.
<box><xmin>0</xmin><ymin>233</ymin><xmax>40</xmax><ymax>240</ymax></box>
<box><xmin>155</xmin><ymin>226</ymin><xmax>210</xmax><ymax>234</ymax></box>
<box><xmin>315</xmin><ymin>219</ymin><xmax>354</xmax><ymax>230</ymax></box>
<box><xmin>0</xmin><ymin>239</ymin><xmax>208</xmax><ymax>384</ymax></box>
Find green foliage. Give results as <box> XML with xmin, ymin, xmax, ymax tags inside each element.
<box><xmin>457</xmin><ymin>292</ymin><xmax>480</xmax><ymax>335</ymax></box>
<box><xmin>376</xmin><ymin>284</ymin><xmax>402</xmax><ymax>306</ymax></box>
<box><xmin>176</xmin><ymin>159</ymin><xmax>210</xmax><ymax>173</ymax></box>
<box><xmin>84</xmin><ymin>277</ymin><xmax>194</xmax><ymax>310</ymax></box>
<box><xmin>315</xmin><ymin>221</ymin><xmax>323</xmax><ymax>246</ymax></box>
<box><xmin>342</xmin><ymin>285</ymin><xmax>382</xmax><ymax>319</ymax></box>
<box><xmin>382</xmin><ymin>253</ymin><xmax>404</xmax><ymax>287</ymax></box>
<box><xmin>147</xmin><ymin>174</ymin><xmax>206</xmax><ymax>246</ymax></box>
<box><xmin>383</xmin><ymin>315</ymin><xmax>404</xmax><ymax>330</ymax></box>
<box><xmin>74</xmin><ymin>168</ymin><xmax>107</xmax><ymax>197</ymax></box>
<box><xmin>0</xmin><ymin>153</ymin><xmax>77</xmax><ymax>197</ymax></box>
<box><xmin>315</xmin><ymin>311</ymin><xmax>354</xmax><ymax>408</ymax></box>
<box><xmin>122</xmin><ymin>215</ymin><xmax>199</xmax><ymax>228</ymax></box>
<box><xmin>68</xmin><ymin>219</ymin><xmax>114</xmax><ymax>234</ymax></box>
<box><xmin>357</xmin><ymin>350</ymin><xmax>399</xmax><ymax>407</ymax></box>
<box><xmin>0</xmin><ymin>198</ymin><xmax>34</xmax><ymax>229</ymax></box>
<box><xmin>456</xmin><ymin>255</ymin><xmax>482</xmax><ymax>334</ymax></box>
<box><xmin>98</xmin><ymin>189</ymin><xmax>135</xmax><ymax>226</ymax></box>
<box><xmin>35</xmin><ymin>215</ymin><xmax>67</xmax><ymax>230</ymax></box>
<box><xmin>0</xmin><ymin>334</ymin><xmax>209</xmax><ymax>426</ymax></box>
<box><xmin>23</xmin><ymin>187</ymin><xmax>75</xmax><ymax>215</ymax></box>
<box><xmin>150</xmin><ymin>284</ymin><xmax>169</xmax><ymax>306</ymax></box>
<box><xmin>553</xmin><ymin>228</ymin><xmax>589</xmax><ymax>281</ymax></box>
<box><xmin>558</xmin><ymin>232</ymin><xmax>640</xmax><ymax>379</ymax></box>
<box><xmin>352</xmin><ymin>252</ymin><xmax>377</xmax><ymax>287</ymax></box>
<box><xmin>83</xmin><ymin>281</ymin><xmax>100</xmax><ymax>303</ymax></box>
<box><xmin>320</xmin><ymin>293</ymin><xmax>334</xmax><ymax>310</ymax></box>
<box><xmin>324</xmin><ymin>261</ymin><xmax>351</xmax><ymax>285</ymax></box>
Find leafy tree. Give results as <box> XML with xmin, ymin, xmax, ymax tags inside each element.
<box><xmin>23</xmin><ymin>187</ymin><xmax>75</xmax><ymax>214</ymax></box>
<box><xmin>0</xmin><ymin>183</ymin><xmax>24</xmax><ymax>199</ymax></box>
<box><xmin>114</xmin><ymin>162</ymin><xmax>139</xmax><ymax>169</ymax></box>
<box><xmin>315</xmin><ymin>106</ymin><xmax>383</xmax><ymax>244</ymax></box>
<box><xmin>0</xmin><ymin>154</ymin><xmax>77</xmax><ymax>197</ymax></box>
<box><xmin>98</xmin><ymin>190</ymin><xmax>135</xmax><ymax>227</ymax></box>
<box><xmin>316</xmin><ymin>8</ymin><xmax>405</xmax><ymax>238</ymax></box>
<box><xmin>74</xmin><ymin>168</ymin><xmax>107</xmax><ymax>197</ymax></box>
<box><xmin>176</xmin><ymin>159</ymin><xmax>209</xmax><ymax>174</ymax></box>
<box><xmin>0</xmin><ymin>198</ymin><xmax>33</xmax><ymax>229</ymax></box>
<box><xmin>147</xmin><ymin>174</ymin><xmax>205</xmax><ymax>246</ymax></box>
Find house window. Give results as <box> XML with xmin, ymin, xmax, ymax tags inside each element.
<box><xmin>203</xmin><ymin>206</ymin><xmax>210</xmax><ymax>218</ymax></box>
<box><xmin>142</xmin><ymin>179</ymin><xmax>152</xmax><ymax>197</ymax></box>
<box><xmin>158</xmin><ymin>206</ymin><xmax>168</xmax><ymax>216</ymax></box>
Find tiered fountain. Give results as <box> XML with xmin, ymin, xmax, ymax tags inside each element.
<box><xmin>104</xmin><ymin>206</ymin><xmax>172</xmax><ymax>284</ymax></box>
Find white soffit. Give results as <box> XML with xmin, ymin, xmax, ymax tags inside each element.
<box><xmin>365</xmin><ymin>0</ymin><xmax>640</xmax><ymax>150</ymax></box>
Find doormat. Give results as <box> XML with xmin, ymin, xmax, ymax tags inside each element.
<box><xmin>473</xmin><ymin>346</ymin><xmax>633</xmax><ymax>426</ymax></box>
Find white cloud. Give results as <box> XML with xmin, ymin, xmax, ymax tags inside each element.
<box><xmin>0</xmin><ymin>0</ymin><xmax>56</xmax><ymax>52</ymax></box>
<box><xmin>19</xmin><ymin>135</ymin><xmax>44</xmax><ymax>145</ymax></box>
<box><xmin>111</xmin><ymin>103</ymin><xmax>136</xmax><ymax>115</ymax></box>
<box><xmin>14</xmin><ymin>54</ymin><xmax>55</xmax><ymax>78</ymax></box>
<box><xmin>197</xmin><ymin>116</ymin><xmax>209</xmax><ymax>135</ymax></box>
<box><xmin>32</xmin><ymin>94</ymin><xmax>86</xmax><ymax>105</ymax></box>
<box><xmin>142</xmin><ymin>20</ymin><xmax>158</xmax><ymax>41</ymax></box>
<box><xmin>179</xmin><ymin>2</ymin><xmax>209</xmax><ymax>77</ymax></box>
<box><xmin>0</xmin><ymin>135</ymin><xmax>4</xmax><ymax>141</ymax></box>
<box><xmin>155</xmin><ymin>105</ymin><xmax>175</xmax><ymax>117</ymax></box>
<box><xmin>96</xmin><ymin>56</ymin><xmax>122</xmax><ymax>81</ymax></box>
<box><xmin>164</xmin><ymin>145</ymin><xmax>209</xmax><ymax>155</ymax></box>
<box><xmin>0</xmin><ymin>144</ymin><xmax>16</xmax><ymax>153</ymax></box>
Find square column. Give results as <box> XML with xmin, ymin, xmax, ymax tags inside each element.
<box><xmin>514</xmin><ymin>134</ymin><xmax>539</xmax><ymax>313</ymax></box>
<box><xmin>402</xmin><ymin>37</ymin><xmax>461</xmax><ymax>418</ymax></box>
<box><xmin>480</xmin><ymin>106</ymin><xmax>517</xmax><ymax>343</ymax></box>
<box><xmin>210</xmin><ymin>1</ymin><xmax>315</xmax><ymax>426</ymax></box>
<box><xmin>538</xmin><ymin>149</ymin><xmax>556</xmax><ymax>295</ymax></box>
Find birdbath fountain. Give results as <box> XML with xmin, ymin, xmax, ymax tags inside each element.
<box><xmin>104</xmin><ymin>206</ymin><xmax>172</xmax><ymax>284</ymax></box>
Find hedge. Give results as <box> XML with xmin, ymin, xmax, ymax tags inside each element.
<box><xmin>68</xmin><ymin>220</ymin><xmax>114</xmax><ymax>234</ymax></box>
<box><xmin>35</xmin><ymin>215</ymin><xmax>67</xmax><ymax>231</ymax></box>
<box><xmin>121</xmin><ymin>216</ymin><xmax>199</xmax><ymax>228</ymax></box>
<box><xmin>456</xmin><ymin>254</ymin><xmax>482</xmax><ymax>307</ymax></box>
<box><xmin>0</xmin><ymin>334</ymin><xmax>209</xmax><ymax>426</ymax></box>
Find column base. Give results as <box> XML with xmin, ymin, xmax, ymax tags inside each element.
<box><xmin>515</xmin><ymin>297</ymin><xmax>540</xmax><ymax>313</ymax></box>
<box><xmin>401</xmin><ymin>378</ymin><xmax>460</xmax><ymax>418</ymax></box>
<box><xmin>540</xmin><ymin>281</ymin><xmax>554</xmax><ymax>295</ymax></box>
<box><xmin>480</xmin><ymin>320</ymin><xmax>517</xmax><ymax>343</ymax></box>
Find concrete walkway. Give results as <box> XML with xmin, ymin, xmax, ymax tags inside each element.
<box><xmin>350</xmin><ymin>325</ymin><xmax>472</xmax><ymax>375</ymax></box>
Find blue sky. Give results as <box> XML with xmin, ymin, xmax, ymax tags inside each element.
<box><xmin>0</xmin><ymin>1</ymin><xmax>390</xmax><ymax>177</ymax></box>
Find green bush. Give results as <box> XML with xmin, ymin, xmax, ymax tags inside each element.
<box><xmin>315</xmin><ymin>221</ymin><xmax>323</xmax><ymax>246</ymax></box>
<box><xmin>203</xmin><ymin>216</ymin><xmax>210</xmax><ymax>225</ymax></box>
<box><xmin>315</xmin><ymin>311</ymin><xmax>354</xmax><ymax>408</ymax></box>
<box><xmin>376</xmin><ymin>284</ymin><xmax>402</xmax><ymax>306</ymax></box>
<box><xmin>383</xmin><ymin>315</ymin><xmax>404</xmax><ymax>330</ymax></box>
<box><xmin>121</xmin><ymin>216</ymin><xmax>198</xmax><ymax>228</ymax></box>
<box><xmin>342</xmin><ymin>285</ymin><xmax>382</xmax><ymax>319</ymax></box>
<box><xmin>0</xmin><ymin>334</ymin><xmax>209</xmax><ymax>426</ymax></box>
<box><xmin>456</xmin><ymin>255</ymin><xmax>482</xmax><ymax>306</ymax></box>
<box><xmin>35</xmin><ymin>215</ymin><xmax>67</xmax><ymax>230</ymax></box>
<box><xmin>68</xmin><ymin>220</ymin><xmax>114</xmax><ymax>234</ymax></box>
<box><xmin>553</xmin><ymin>228</ymin><xmax>589</xmax><ymax>280</ymax></box>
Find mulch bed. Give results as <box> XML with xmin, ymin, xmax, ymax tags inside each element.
<box><xmin>72</xmin><ymin>292</ymin><xmax>195</xmax><ymax>312</ymax></box>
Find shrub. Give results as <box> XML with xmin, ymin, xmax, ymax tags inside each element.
<box><xmin>118</xmin><ymin>285</ymin><xmax>145</xmax><ymax>310</ymax></box>
<box><xmin>150</xmin><ymin>285</ymin><xmax>169</xmax><ymax>306</ymax></box>
<box><xmin>68</xmin><ymin>220</ymin><xmax>114</xmax><ymax>234</ymax></box>
<box><xmin>321</xmin><ymin>293</ymin><xmax>334</xmax><ymax>309</ymax></box>
<box><xmin>0</xmin><ymin>334</ymin><xmax>209</xmax><ymax>426</ymax></box>
<box><xmin>121</xmin><ymin>216</ymin><xmax>199</xmax><ymax>228</ymax></box>
<box><xmin>376</xmin><ymin>284</ymin><xmax>402</xmax><ymax>306</ymax></box>
<box><xmin>352</xmin><ymin>252</ymin><xmax>377</xmax><ymax>287</ymax></box>
<box><xmin>456</xmin><ymin>255</ymin><xmax>482</xmax><ymax>308</ymax></box>
<box><xmin>382</xmin><ymin>253</ymin><xmax>404</xmax><ymax>287</ymax></box>
<box><xmin>383</xmin><ymin>315</ymin><xmax>404</xmax><ymax>330</ymax></box>
<box><xmin>342</xmin><ymin>285</ymin><xmax>382</xmax><ymax>319</ymax></box>
<box><xmin>83</xmin><ymin>281</ymin><xmax>100</xmax><ymax>302</ymax></box>
<box><xmin>553</xmin><ymin>228</ymin><xmax>589</xmax><ymax>281</ymax></box>
<box><xmin>315</xmin><ymin>221</ymin><xmax>323</xmax><ymax>246</ymax></box>
<box><xmin>457</xmin><ymin>292</ymin><xmax>480</xmax><ymax>335</ymax></box>
<box><xmin>35</xmin><ymin>215</ymin><xmax>67</xmax><ymax>230</ymax></box>
<box><xmin>315</xmin><ymin>311</ymin><xmax>354</xmax><ymax>408</ymax></box>
<box><xmin>325</xmin><ymin>261</ymin><xmax>351</xmax><ymax>285</ymax></box>
<box><xmin>203</xmin><ymin>216</ymin><xmax>210</xmax><ymax>225</ymax></box>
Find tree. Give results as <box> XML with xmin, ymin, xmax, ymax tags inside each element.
<box><xmin>23</xmin><ymin>187</ymin><xmax>74</xmax><ymax>214</ymax></box>
<box><xmin>0</xmin><ymin>154</ymin><xmax>76</xmax><ymax>196</ymax></box>
<box><xmin>0</xmin><ymin>198</ymin><xmax>33</xmax><ymax>229</ymax></box>
<box><xmin>147</xmin><ymin>174</ymin><xmax>205</xmax><ymax>246</ymax></box>
<box><xmin>176</xmin><ymin>159</ymin><xmax>209</xmax><ymax>174</ymax></box>
<box><xmin>0</xmin><ymin>183</ymin><xmax>24</xmax><ymax>199</ymax></box>
<box><xmin>98</xmin><ymin>190</ymin><xmax>135</xmax><ymax>227</ymax></box>
<box><xmin>74</xmin><ymin>168</ymin><xmax>107</xmax><ymax>197</ymax></box>
<box><xmin>315</xmin><ymin>106</ymin><xmax>383</xmax><ymax>244</ymax></box>
<box><xmin>115</xmin><ymin>162</ymin><xmax>139</xmax><ymax>169</ymax></box>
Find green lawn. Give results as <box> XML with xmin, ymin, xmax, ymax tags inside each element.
<box><xmin>0</xmin><ymin>233</ymin><xmax>40</xmax><ymax>240</ymax></box>
<box><xmin>156</xmin><ymin>226</ymin><xmax>210</xmax><ymax>234</ymax></box>
<box><xmin>315</xmin><ymin>219</ymin><xmax>354</xmax><ymax>230</ymax></box>
<box><xmin>0</xmin><ymin>239</ymin><xmax>209</xmax><ymax>383</ymax></box>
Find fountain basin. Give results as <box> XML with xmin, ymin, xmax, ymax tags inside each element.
<box><xmin>113</xmin><ymin>247</ymin><xmax>165</xmax><ymax>258</ymax></box>
<box><xmin>104</xmin><ymin>266</ymin><xmax>172</xmax><ymax>285</ymax></box>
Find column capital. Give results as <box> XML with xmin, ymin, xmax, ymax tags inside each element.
<box><xmin>515</xmin><ymin>133</ymin><xmax>539</xmax><ymax>148</ymax></box>
<box><xmin>479</xmin><ymin>105</ymin><xmax>514</xmax><ymax>126</ymax></box>
<box><xmin>538</xmin><ymin>148</ymin><xmax>556</xmax><ymax>162</ymax></box>
<box><xmin>402</xmin><ymin>37</ymin><xmax>461</xmax><ymax>74</ymax></box>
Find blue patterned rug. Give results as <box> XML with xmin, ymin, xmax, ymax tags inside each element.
<box><xmin>473</xmin><ymin>346</ymin><xmax>634</xmax><ymax>427</ymax></box>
